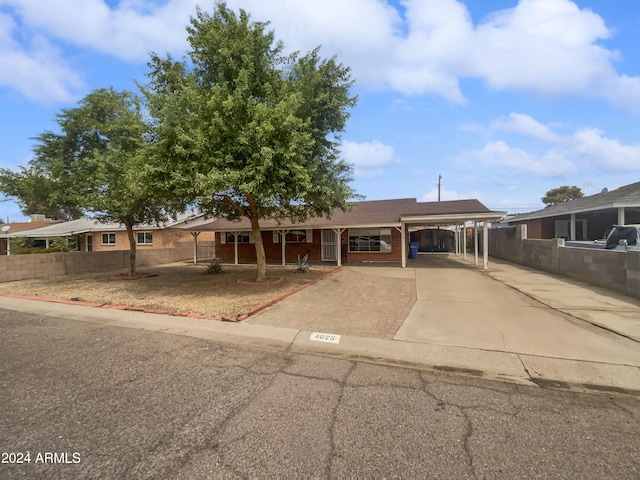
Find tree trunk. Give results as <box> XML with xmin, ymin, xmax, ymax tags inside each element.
<box><xmin>249</xmin><ymin>215</ymin><xmax>267</xmax><ymax>282</ymax></box>
<box><xmin>124</xmin><ymin>220</ymin><xmax>137</xmax><ymax>277</ymax></box>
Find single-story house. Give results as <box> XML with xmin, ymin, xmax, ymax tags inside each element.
<box><xmin>178</xmin><ymin>198</ymin><xmax>505</xmax><ymax>269</ymax></box>
<box><xmin>0</xmin><ymin>216</ymin><xmax>64</xmax><ymax>255</ymax></box>
<box><xmin>0</xmin><ymin>213</ymin><xmax>212</xmax><ymax>255</ymax></box>
<box><xmin>505</xmin><ymin>181</ymin><xmax>640</xmax><ymax>241</ymax></box>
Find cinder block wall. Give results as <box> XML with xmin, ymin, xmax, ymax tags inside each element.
<box><xmin>0</xmin><ymin>242</ymin><xmax>193</xmax><ymax>283</ymax></box>
<box><xmin>489</xmin><ymin>227</ymin><xmax>640</xmax><ymax>300</ymax></box>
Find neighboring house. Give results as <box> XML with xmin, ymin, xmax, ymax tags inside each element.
<box><xmin>505</xmin><ymin>181</ymin><xmax>640</xmax><ymax>241</ymax></box>
<box><xmin>0</xmin><ymin>213</ymin><xmax>210</xmax><ymax>255</ymax></box>
<box><xmin>178</xmin><ymin>198</ymin><xmax>505</xmax><ymax>269</ymax></box>
<box><xmin>0</xmin><ymin>216</ymin><xmax>64</xmax><ymax>255</ymax></box>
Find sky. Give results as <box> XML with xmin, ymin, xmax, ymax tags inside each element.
<box><xmin>1</xmin><ymin>0</ymin><xmax>640</xmax><ymax>222</ymax></box>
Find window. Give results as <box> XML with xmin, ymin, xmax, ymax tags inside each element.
<box><xmin>101</xmin><ymin>233</ymin><xmax>116</xmax><ymax>245</ymax></box>
<box><xmin>225</xmin><ymin>232</ymin><xmax>251</xmax><ymax>243</ymax></box>
<box><xmin>137</xmin><ymin>232</ymin><xmax>153</xmax><ymax>244</ymax></box>
<box><xmin>348</xmin><ymin>228</ymin><xmax>392</xmax><ymax>252</ymax></box>
<box><xmin>285</xmin><ymin>230</ymin><xmax>307</xmax><ymax>243</ymax></box>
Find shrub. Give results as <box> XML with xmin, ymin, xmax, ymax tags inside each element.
<box><xmin>205</xmin><ymin>258</ymin><xmax>224</xmax><ymax>274</ymax></box>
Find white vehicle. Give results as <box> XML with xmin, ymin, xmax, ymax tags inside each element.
<box><xmin>604</xmin><ymin>225</ymin><xmax>640</xmax><ymax>251</ymax></box>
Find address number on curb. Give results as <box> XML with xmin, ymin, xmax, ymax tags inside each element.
<box><xmin>310</xmin><ymin>332</ymin><xmax>341</xmax><ymax>344</ymax></box>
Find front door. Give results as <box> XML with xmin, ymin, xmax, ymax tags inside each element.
<box><xmin>321</xmin><ymin>229</ymin><xmax>337</xmax><ymax>261</ymax></box>
<box><xmin>87</xmin><ymin>235</ymin><xmax>93</xmax><ymax>252</ymax></box>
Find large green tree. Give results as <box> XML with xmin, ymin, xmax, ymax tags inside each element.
<box><xmin>0</xmin><ymin>88</ymin><xmax>178</xmax><ymax>276</ymax></box>
<box><xmin>0</xmin><ymin>164</ymin><xmax>83</xmax><ymax>219</ymax></box>
<box><xmin>143</xmin><ymin>4</ymin><xmax>358</xmax><ymax>281</ymax></box>
<box><xmin>542</xmin><ymin>186</ymin><xmax>584</xmax><ymax>207</ymax></box>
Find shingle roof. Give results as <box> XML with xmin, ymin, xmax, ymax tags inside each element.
<box><xmin>508</xmin><ymin>181</ymin><xmax>640</xmax><ymax>222</ymax></box>
<box><xmin>180</xmin><ymin>198</ymin><xmax>501</xmax><ymax>231</ymax></box>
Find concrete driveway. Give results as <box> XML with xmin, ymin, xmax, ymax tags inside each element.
<box><xmin>250</xmin><ymin>254</ymin><xmax>640</xmax><ymax>367</ymax></box>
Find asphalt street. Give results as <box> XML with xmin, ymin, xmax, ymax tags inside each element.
<box><xmin>1</xmin><ymin>308</ymin><xmax>639</xmax><ymax>479</ymax></box>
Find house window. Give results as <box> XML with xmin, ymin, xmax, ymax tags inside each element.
<box><xmin>348</xmin><ymin>228</ymin><xmax>392</xmax><ymax>252</ymax></box>
<box><xmin>101</xmin><ymin>233</ymin><xmax>116</xmax><ymax>245</ymax></box>
<box><xmin>225</xmin><ymin>232</ymin><xmax>251</xmax><ymax>243</ymax></box>
<box><xmin>285</xmin><ymin>230</ymin><xmax>307</xmax><ymax>243</ymax></box>
<box><xmin>137</xmin><ymin>232</ymin><xmax>153</xmax><ymax>244</ymax></box>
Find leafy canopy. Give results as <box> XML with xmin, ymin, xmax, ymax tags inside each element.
<box><xmin>0</xmin><ymin>87</ymin><xmax>179</xmax><ymax>275</ymax></box>
<box><xmin>143</xmin><ymin>3</ymin><xmax>359</xmax><ymax>280</ymax></box>
<box><xmin>542</xmin><ymin>186</ymin><xmax>584</xmax><ymax>207</ymax></box>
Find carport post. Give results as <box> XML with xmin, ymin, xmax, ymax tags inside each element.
<box><xmin>334</xmin><ymin>228</ymin><xmax>345</xmax><ymax>267</ymax></box>
<box><xmin>454</xmin><ymin>226</ymin><xmax>459</xmax><ymax>255</ymax></box>
<box><xmin>191</xmin><ymin>231</ymin><xmax>200</xmax><ymax>264</ymax></box>
<box><xmin>618</xmin><ymin>207</ymin><xmax>625</xmax><ymax>225</ymax></box>
<box><xmin>234</xmin><ymin>231</ymin><xmax>239</xmax><ymax>265</ymax></box>
<box><xmin>401</xmin><ymin>222</ymin><xmax>407</xmax><ymax>268</ymax></box>
<box><xmin>473</xmin><ymin>221</ymin><xmax>478</xmax><ymax>266</ymax></box>
<box><xmin>570</xmin><ymin>213</ymin><xmax>576</xmax><ymax>241</ymax></box>
<box><xmin>462</xmin><ymin>222</ymin><xmax>467</xmax><ymax>260</ymax></box>
<box><xmin>483</xmin><ymin>220</ymin><xmax>489</xmax><ymax>270</ymax></box>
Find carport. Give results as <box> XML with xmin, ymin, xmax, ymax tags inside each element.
<box><xmin>399</xmin><ymin>211</ymin><xmax>506</xmax><ymax>269</ymax></box>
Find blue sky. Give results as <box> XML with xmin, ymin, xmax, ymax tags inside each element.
<box><xmin>1</xmin><ymin>0</ymin><xmax>640</xmax><ymax>222</ymax></box>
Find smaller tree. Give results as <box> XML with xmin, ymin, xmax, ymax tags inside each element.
<box><xmin>0</xmin><ymin>88</ymin><xmax>182</xmax><ymax>275</ymax></box>
<box><xmin>542</xmin><ymin>186</ymin><xmax>584</xmax><ymax>207</ymax></box>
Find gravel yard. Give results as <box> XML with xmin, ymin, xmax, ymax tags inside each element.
<box><xmin>0</xmin><ymin>262</ymin><xmax>336</xmax><ymax>318</ymax></box>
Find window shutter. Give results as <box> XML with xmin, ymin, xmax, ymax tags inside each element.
<box><xmin>272</xmin><ymin>231</ymin><xmax>279</xmax><ymax>243</ymax></box>
<box><xmin>220</xmin><ymin>233</ymin><xmax>226</xmax><ymax>244</ymax></box>
<box><xmin>306</xmin><ymin>229</ymin><xmax>313</xmax><ymax>243</ymax></box>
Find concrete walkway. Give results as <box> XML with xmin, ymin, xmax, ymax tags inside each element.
<box><xmin>1</xmin><ymin>255</ymin><xmax>639</xmax><ymax>395</ymax></box>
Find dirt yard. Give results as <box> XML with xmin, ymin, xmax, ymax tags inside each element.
<box><xmin>0</xmin><ymin>262</ymin><xmax>336</xmax><ymax>318</ymax></box>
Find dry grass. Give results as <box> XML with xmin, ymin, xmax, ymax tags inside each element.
<box><xmin>0</xmin><ymin>262</ymin><xmax>336</xmax><ymax>318</ymax></box>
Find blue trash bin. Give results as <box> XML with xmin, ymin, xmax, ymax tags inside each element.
<box><xmin>409</xmin><ymin>242</ymin><xmax>419</xmax><ymax>259</ymax></box>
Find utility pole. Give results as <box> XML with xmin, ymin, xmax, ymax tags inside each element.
<box><xmin>438</xmin><ymin>174</ymin><xmax>442</xmax><ymax>202</ymax></box>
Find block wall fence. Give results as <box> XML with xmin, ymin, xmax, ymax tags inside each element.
<box><xmin>489</xmin><ymin>225</ymin><xmax>640</xmax><ymax>300</ymax></box>
<box><xmin>0</xmin><ymin>242</ymin><xmax>193</xmax><ymax>283</ymax></box>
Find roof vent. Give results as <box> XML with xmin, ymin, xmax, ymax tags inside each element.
<box><xmin>601</xmin><ymin>187</ymin><xmax>608</xmax><ymax>194</ymax></box>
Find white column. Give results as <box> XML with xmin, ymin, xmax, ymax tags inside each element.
<box><xmin>454</xmin><ymin>226</ymin><xmax>459</xmax><ymax>255</ymax></box>
<box><xmin>474</xmin><ymin>221</ymin><xmax>478</xmax><ymax>266</ymax></box>
<box><xmin>483</xmin><ymin>220</ymin><xmax>489</xmax><ymax>270</ymax></box>
<box><xmin>618</xmin><ymin>207</ymin><xmax>626</xmax><ymax>225</ymax></box>
<box><xmin>570</xmin><ymin>213</ymin><xmax>576</xmax><ymax>241</ymax></box>
<box><xmin>234</xmin><ymin>231</ymin><xmax>239</xmax><ymax>265</ymax></box>
<box><xmin>191</xmin><ymin>231</ymin><xmax>200</xmax><ymax>263</ymax></box>
<box><xmin>401</xmin><ymin>223</ymin><xmax>407</xmax><ymax>268</ymax></box>
<box><xmin>334</xmin><ymin>228</ymin><xmax>342</xmax><ymax>267</ymax></box>
<box><xmin>462</xmin><ymin>223</ymin><xmax>467</xmax><ymax>260</ymax></box>
<box><xmin>280</xmin><ymin>230</ymin><xmax>287</xmax><ymax>266</ymax></box>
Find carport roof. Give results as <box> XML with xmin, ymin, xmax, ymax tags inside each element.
<box><xmin>507</xmin><ymin>181</ymin><xmax>640</xmax><ymax>222</ymax></box>
<box><xmin>179</xmin><ymin>198</ymin><xmax>505</xmax><ymax>232</ymax></box>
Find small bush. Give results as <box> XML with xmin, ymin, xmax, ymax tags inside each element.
<box><xmin>295</xmin><ymin>254</ymin><xmax>309</xmax><ymax>273</ymax></box>
<box><xmin>205</xmin><ymin>258</ymin><xmax>224</xmax><ymax>274</ymax></box>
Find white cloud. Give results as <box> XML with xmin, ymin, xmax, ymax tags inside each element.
<box><xmin>421</xmin><ymin>186</ymin><xmax>468</xmax><ymax>202</ymax></box>
<box><xmin>0</xmin><ymin>0</ymin><xmax>194</xmax><ymax>61</ymax></box>
<box><xmin>341</xmin><ymin>140</ymin><xmax>397</xmax><ymax>178</ymax></box>
<box><xmin>471</xmin><ymin>0</ymin><xmax>615</xmax><ymax>96</ymax></box>
<box><xmin>491</xmin><ymin>113</ymin><xmax>564</xmax><ymax>144</ymax></box>
<box><xmin>0</xmin><ymin>12</ymin><xmax>84</xmax><ymax>103</ymax></box>
<box><xmin>475</xmin><ymin>141</ymin><xmax>576</xmax><ymax>176</ymax></box>
<box><xmin>470</xmin><ymin>112</ymin><xmax>640</xmax><ymax>175</ymax></box>
<box><xmin>572</xmin><ymin>128</ymin><xmax>640</xmax><ymax>170</ymax></box>
<box><xmin>2</xmin><ymin>0</ymin><xmax>640</xmax><ymax>112</ymax></box>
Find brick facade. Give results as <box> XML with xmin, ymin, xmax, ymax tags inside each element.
<box><xmin>216</xmin><ymin>227</ymin><xmax>405</xmax><ymax>265</ymax></box>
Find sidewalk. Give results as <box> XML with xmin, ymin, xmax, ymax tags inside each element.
<box><xmin>1</xmin><ymin>256</ymin><xmax>639</xmax><ymax>396</ymax></box>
